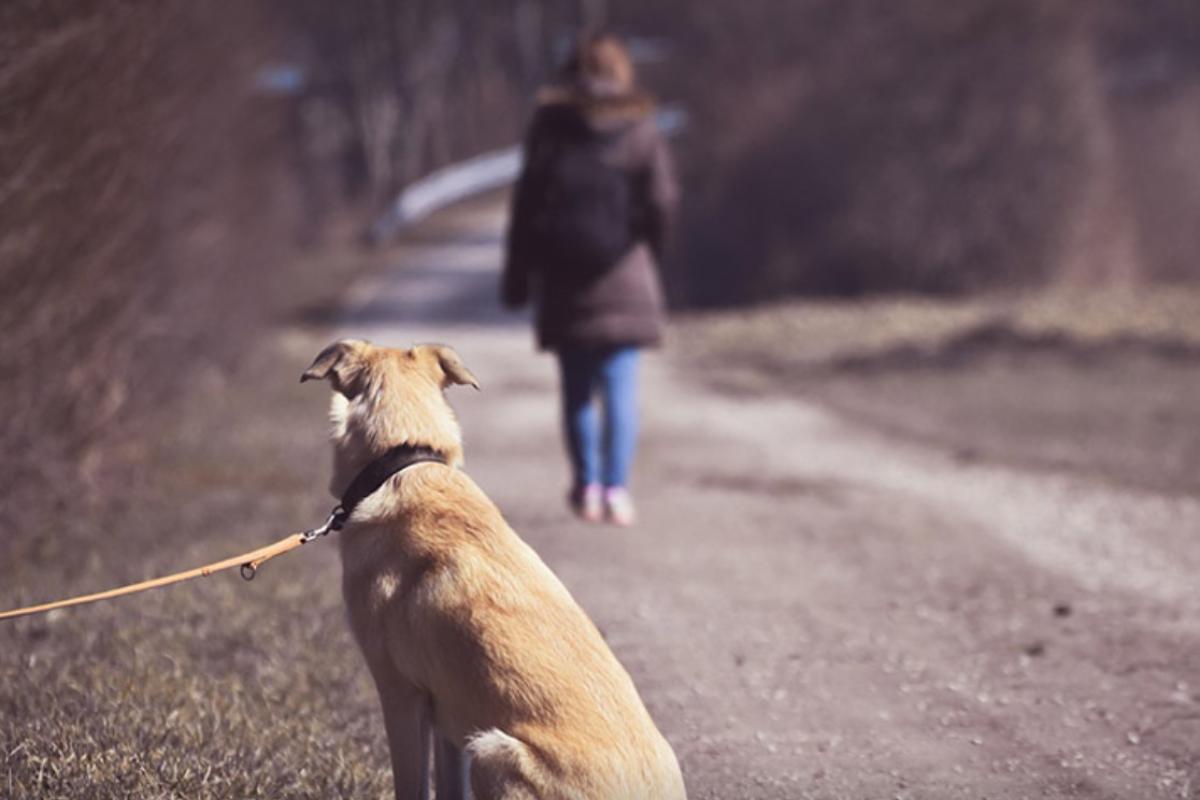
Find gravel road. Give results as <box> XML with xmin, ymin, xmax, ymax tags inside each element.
<box><xmin>338</xmin><ymin>195</ymin><xmax>1200</xmax><ymax>799</ymax></box>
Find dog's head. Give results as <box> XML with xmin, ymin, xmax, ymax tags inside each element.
<box><xmin>302</xmin><ymin>339</ymin><xmax>479</xmax><ymax>494</ymax></box>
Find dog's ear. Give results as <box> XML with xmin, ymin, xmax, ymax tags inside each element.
<box><xmin>427</xmin><ymin>345</ymin><xmax>480</xmax><ymax>391</ymax></box>
<box><xmin>301</xmin><ymin>340</ymin><xmax>369</xmax><ymax>399</ymax></box>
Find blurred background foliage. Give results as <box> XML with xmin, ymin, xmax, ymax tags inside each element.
<box><xmin>2</xmin><ymin>0</ymin><xmax>1199</xmax><ymax>514</ymax></box>
<box><xmin>640</xmin><ymin>0</ymin><xmax>1200</xmax><ymax>303</ymax></box>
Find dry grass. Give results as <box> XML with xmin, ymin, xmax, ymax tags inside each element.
<box><xmin>675</xmin><ymin>285</ymin><xmax>1200</xmax><ymax>497</ymax></box>
<box><xmin>674</xmin><ymin>285</ymin><xmax>1200</xmax><ymax>372</ymax></box>
<box><xmin>0</xmin><ymin>324</ymin><xmax>396</xmax><ymax>799</ymax></box>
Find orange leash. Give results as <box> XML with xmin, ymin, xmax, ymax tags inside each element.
<box><xmin>0</xmin><ymin>507</ymin><xmax>345</xmax><ymax>622</ymax></box>
<box><xmin>0</xmin><ymin>533</ymin><xmax>311</xmax><ymax>622</ymax></box>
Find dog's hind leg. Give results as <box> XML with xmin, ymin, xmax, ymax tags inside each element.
<box><xmin>465</xmin><ymin>729</ymin><xmax>541</xmax><ymax>800</ymax></box>
<box><xmin>435</xmin><ymin>735</ymin><xmax>468</xmax><ymax>800</ymax></box>
<box><xmin>418</xmin><ymin>707</ymin><xmax>432</xmax><ymax>800</ymax></box>
<box><xmin>373</xmin><ymin>677</ymin><xmax>429</xmax><ymax>800</ymax></box>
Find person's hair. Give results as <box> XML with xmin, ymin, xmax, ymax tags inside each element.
<box><xmin>564</xmin><ymin>32</ymin><xmax>636</xmax><ymax>97</ymax></box>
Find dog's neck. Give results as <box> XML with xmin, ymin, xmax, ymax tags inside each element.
<box><xmin>335</xmin><ymin>443</ymin><xmax>448</xmax><ymax>521</ymax></box>
<box><xmin>328</xmin><ymin>386</ymin><xmax>464</xmax><ymax>499</ymax></box>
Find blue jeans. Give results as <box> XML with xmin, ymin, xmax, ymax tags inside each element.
<box><xmin>557</xmin><ymin>347</ymin><xmax>640</xmax><ymax>489</ymax></box>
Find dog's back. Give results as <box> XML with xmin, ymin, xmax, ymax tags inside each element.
<box><xmin>344</xmin><ymin>464</ymin><xmax>686</xmax><ymax>799</ymax></box>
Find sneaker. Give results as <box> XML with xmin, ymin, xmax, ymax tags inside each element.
<box><xmin>603</xmin><ymin>487</ymin><xmax>637</xmax><ymax>527</ymax></box>
<box><xmin>568</xmin><ymin>483</ymin><xmax>604</xmax><ymax>522</ymax></box>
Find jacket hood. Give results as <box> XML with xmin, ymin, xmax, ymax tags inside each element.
<box><xmin>537</xmin><ymin>85</ymin><xmax>655</xmax><ymax>132</ymax></box>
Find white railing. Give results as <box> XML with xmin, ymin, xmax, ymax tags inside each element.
<box><xmin>368</xmin><ymin>105</ymin><xmax>688</xmax><ymax>243</ymax></box>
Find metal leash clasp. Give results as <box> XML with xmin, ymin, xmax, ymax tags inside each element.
<box><xmin>239</xmin><ymin>506</ymin><xmax>347</xmax><ymax>581</ymax></box>
<box><xmin>300</xmin><ymin>505</ymin><xmax>348</xmax><ymax>544</ymax></box>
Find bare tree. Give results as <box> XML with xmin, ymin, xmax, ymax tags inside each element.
<box><xmin>285</xmin><ymin>1</ymin><xmax>564</xmax><ymax>218</ymax></box>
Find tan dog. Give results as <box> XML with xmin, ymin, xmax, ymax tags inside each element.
<box><xmin>302</xmin><ymin>340</ymin><xmax>686</xmax><ymax>800</ymax></box>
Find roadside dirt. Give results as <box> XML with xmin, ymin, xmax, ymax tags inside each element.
<box><xmin>3</xmin><ymin>194</ymin><xmax>1198</xmax><ymax>799</ymax></box>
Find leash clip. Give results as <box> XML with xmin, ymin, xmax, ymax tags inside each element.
<box><xmin>301</xmin><ymin>505</ymin><xmax>347</xmax><ymax>544</ymax></box>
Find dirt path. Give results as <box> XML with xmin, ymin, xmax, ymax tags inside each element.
<box><xmin>338</xmin><ymin>195</ymin><xmax>1200</xmax><ymax>799</ymax></box>
<box><xmin>5</xmin><ymin>192</ymin><xmax>1194</xmax><ymax>799</ymax></box>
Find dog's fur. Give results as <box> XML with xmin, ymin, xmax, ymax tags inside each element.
<box><xmin>303</xmin><ymin>340</ymin><xmax>686</xmax><ymax>800</ymax></box>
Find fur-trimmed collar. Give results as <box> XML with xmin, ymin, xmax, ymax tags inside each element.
<box><xmin>537</xmin><ymin>85</ymin><xmax>655</xmax><ymax>130</ymax></box>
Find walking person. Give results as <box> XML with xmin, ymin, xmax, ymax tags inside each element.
<box><xmin>501</xmin><ymin>32</ymin><xmax>679</xmax><ymax>526</ymax></box>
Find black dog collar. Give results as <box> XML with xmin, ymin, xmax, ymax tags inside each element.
<box><xmin>331</xmin><ymin>444</ymin><xmax>448</xmax><ymax>531</ymax></box>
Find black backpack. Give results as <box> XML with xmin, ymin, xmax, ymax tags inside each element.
<box><xmin>537</xmin><ymin>129</ymin><xmax>636</xmax><ymax>278</ymax></box>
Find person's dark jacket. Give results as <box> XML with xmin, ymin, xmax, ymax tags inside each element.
<box><xmin>502</xmin><ymin>86</ymin><xmax>679</xmax><ymax>352</ymax></box>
